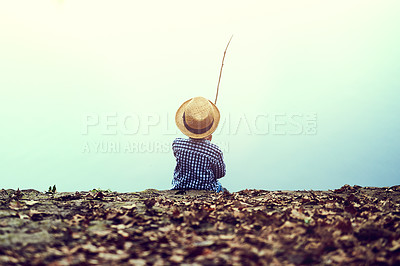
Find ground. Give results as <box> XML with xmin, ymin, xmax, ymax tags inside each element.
<box><xmin>0</xmin><ymin>185</ymin><xmax>399</xmax><ymax>265</ymax></box>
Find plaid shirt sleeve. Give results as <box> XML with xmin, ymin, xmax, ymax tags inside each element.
<box><xmin>212</xmin><ymin>151</ymin><xmax>226</xmax><ymax>179</ymax></box>
<box><xmin>171</xmin><ymin>138</ymin><xmax>226</xmax><ymax>191</ymax></box>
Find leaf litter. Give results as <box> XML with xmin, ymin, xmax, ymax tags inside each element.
<box><xmin>0</xmin><ymin>185</ymin><xmax>399</xmax><ymax>265</ymax></box>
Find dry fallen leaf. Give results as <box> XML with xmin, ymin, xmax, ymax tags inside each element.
<box><xmin>9</xmin><ymin>201</ymin><xmax>26</xmax><ymax>210</ymax></box>
<box><xmin>121</xmin><ymin>203</ymin><xmax>136</xmax><ymax>210</ymax></box>
<box><xmin>24</xmin><ymin>200</ymin><xmax>39</xmax><ymax>206</ymax></box>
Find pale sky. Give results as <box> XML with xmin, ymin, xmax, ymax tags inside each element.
<box><xmin>1</xmin><ymin>0</ymin><xmax>399</xmax><ymax>192</ymax></box>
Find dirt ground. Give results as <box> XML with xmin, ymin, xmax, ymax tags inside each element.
<box><xmin>0</xmin><ymin>185</ymin><xmax>399</xmax><ymax>265</ymax></box>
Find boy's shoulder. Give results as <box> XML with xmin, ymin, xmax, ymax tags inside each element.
<box><xmin>173</xmin><ymin>137</ymin><xmax>187</xmax><ymax>143</ymax></box>
<box><xmin>173</xmin><ymin>137</ymin><xmax>222</xmax><ymax>154</ymax></box>
<box><xmin>172</xmin><ymin>137</ymin><xmax>188</xmax><ymax>147</ymax></box>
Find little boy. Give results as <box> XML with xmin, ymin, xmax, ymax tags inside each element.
<box><xmin>172</xmin><ymin>97</ymin><xmax>226</xmax><ymax>192</ymax></box>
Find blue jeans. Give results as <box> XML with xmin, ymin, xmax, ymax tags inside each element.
<box><xmin>216</xmin><ymin>181</ymin><xmax>223</xmax><ymax>192</ymax></box>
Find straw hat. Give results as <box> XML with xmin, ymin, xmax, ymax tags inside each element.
<box><xmin>175</xmin><ymin>97</ymin><xmax>220</xmax><ymax>139</ymax></box>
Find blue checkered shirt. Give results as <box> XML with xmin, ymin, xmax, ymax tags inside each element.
<box><xmin>172</xmin><ymin>138</ymin><xmax>226</xmax><ymax>191</ymax></box>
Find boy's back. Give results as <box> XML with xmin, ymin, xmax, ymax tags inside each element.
<box><xmin>172</xmin><ymin>138</ymin><xmax>225</xmax><ymax>191</ymax></box>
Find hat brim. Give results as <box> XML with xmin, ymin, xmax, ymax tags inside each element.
<box><xmin>175</xmin><ymin>98</ymin><xmax>220</xmax><ymax>139</ymax></box>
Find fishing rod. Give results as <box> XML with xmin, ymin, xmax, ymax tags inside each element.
<box><xmin>214</xmin><ymin>35</ymin><xmax>233</xmax><ymax>105</ymax></box>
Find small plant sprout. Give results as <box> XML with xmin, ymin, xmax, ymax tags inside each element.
<box><xmin>47</xmin><ymin>185</ymin><xmax>57</xmax><ymax>194</ymax></box>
